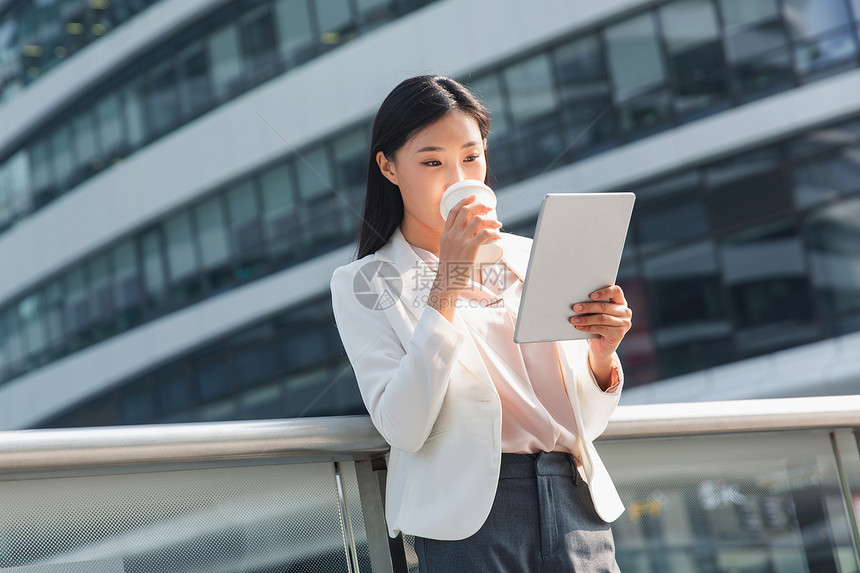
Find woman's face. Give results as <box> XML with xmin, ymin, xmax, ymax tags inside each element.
<box><xmin>377</xmin><ymin>110</ymin><xmax>487</xmax><ymax>236</ymax></box>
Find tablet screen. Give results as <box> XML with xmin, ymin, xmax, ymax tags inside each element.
<box><xmin>513</xmin><ymin>193</ymin><xmax>635</xmax><ymax>343</ymax></box>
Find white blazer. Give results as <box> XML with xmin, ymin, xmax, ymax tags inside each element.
<box><xmin>330</xmin><ymin>225</ymin><xmax>625</xmax><ymax>540</ymax></box>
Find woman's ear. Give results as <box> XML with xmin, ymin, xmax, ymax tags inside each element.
<box><xmin>376</xmin><ymin>150</ymin><xmax>398</xmax><ymax>186</ymax></box>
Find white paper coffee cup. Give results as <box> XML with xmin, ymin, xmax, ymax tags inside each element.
<box><xmin>440</xmin><ymin>180</ymin><xmax>498</xmax><ymax>222</ymax></box>
<box><xmin>439</xmin><ymin>180</ymin><xmax>502</xmax><ymax>265</ymax></box>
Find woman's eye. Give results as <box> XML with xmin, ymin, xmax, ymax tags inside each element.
<box><xmin>464</xmin><ymin>155</ymin><xmax>480</xmax><ymax>162</ymax></box>
<box><xmin>423</xmin><ymin>160</ymin><xmax>441</xmax><ymax>167</ymax></box>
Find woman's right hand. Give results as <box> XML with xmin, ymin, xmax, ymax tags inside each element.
<box><xmin>437</xmin><ymin>194</ymin><xmax>503</xmax><ymax>293</ymax></box>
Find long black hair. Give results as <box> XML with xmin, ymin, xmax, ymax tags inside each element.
<box><xmin>356</xmin><ymin>75</ymin><xmax>491</xmax><ymax>260</ymax></box>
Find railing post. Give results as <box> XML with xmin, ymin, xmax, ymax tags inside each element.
<box><xmin>355</xmin><ymin>456</ymin><xmax>408</xmax><ymax>573</ymax></box>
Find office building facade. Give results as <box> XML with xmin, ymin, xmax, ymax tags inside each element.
<box><xmin>0</xmin><ymin>0</ymin><xmax>859</xmax><ymax>430</ymax></box>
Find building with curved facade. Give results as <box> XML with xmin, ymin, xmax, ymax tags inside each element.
<box><xmin>0</xmin><ymin>0</ymin><xmax>859</xmax><ymax>430</ymax></box>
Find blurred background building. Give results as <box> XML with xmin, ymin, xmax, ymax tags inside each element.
<box><xmin>0</xmin><ymin>0</ymin><xmax>859</xmax><ymax>430</ymax></box>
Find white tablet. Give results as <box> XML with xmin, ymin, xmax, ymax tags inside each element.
<box><xmin>513</xmin><ymin>192</ymin><xmax>635</xmax><ymax>343</ymax></box>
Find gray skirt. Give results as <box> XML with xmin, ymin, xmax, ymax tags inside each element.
<box><xmin>413</xmin><ymin>450</ymin><xmax>621</xmax><ymax>572</ymax></box>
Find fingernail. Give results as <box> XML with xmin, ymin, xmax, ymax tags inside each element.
<box><xmin>591</xmin><ymin>292</ymin><xmax>600</xmax><ymax>300</ymax></box>
<box><xmin>574</xmin><ymin>304</ymin><xmax>582</xmax><ymax>311</ymax></box>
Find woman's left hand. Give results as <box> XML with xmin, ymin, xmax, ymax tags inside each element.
<box><xmin>569</xmin><ymin>284</ymin><xmax>632</xmax><ymax>359</ymax></box>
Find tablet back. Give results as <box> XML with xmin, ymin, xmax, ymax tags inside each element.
<box><xmin>513</xmin><ymin>193</ymin><xmax>635</xmax><ymax>343</ymax></box>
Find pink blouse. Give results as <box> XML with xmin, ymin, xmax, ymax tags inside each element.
<box><xmin>409</xmin><ymin>243</ymin><xmax>619</xmax><ymax>460</ymax></box>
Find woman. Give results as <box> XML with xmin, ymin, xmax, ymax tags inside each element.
<box><xmin>329</xmin><ymin>75</ymin><xmax>631</xmax><ymax>572</ymax></box>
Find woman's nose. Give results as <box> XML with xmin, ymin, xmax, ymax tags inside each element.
<box><xmin>446</xmin><ymin>164</ymin><xmax>468</xmax><ymax>188</ymax></box>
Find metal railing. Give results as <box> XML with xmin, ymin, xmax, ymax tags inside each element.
<box><xmin>1</xmin><ymin>395</ymin><xmax>859</xmax><ymax>572</ymax></box>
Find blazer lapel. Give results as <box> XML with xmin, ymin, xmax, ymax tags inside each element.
<box><xmin>374</xmin><ymin>225</ymin><xmax>530</xmax><ymax>392</ymax></box>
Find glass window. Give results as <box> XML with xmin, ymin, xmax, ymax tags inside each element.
<box><xmin>635</xmin><ymin>172</ymin><xmax>709</xmax><ymax>253</ymax></box>
<box><xmin>332</xmin><ymin>129</ymin><xmax>368</xmax><ymax>235</ymax></box>
<box><xmin>705</xmin><ymin>148</ymin><xmax>791</xmax><ymax>231</ymax></box>
<box><xmin>164</xmin><ymin>212</ymin><xmax>199</xmax><ymax>282</ymax></box>
<box><xmin>804</xmin><ymin>197</ymin><xmax>860</xmax><ymax>324</ymax></box>
<box><xmin>783</xmin><ymin>0</ymin><xmax>856</xmax><ymax>78</ymax></box>
<box><xmin>111</xmin><ymin>240</ymin><xmax>141</xmax><ymax>311</ymax></box>
<box><xmin>0</xmin><ymin>164</ymin><xmax>12</xmax><ymax>229</ymax></box>
<box><xmin>659</xmin><ymin>0</ymin><xmax>730</xmax><ymax>121</ymax></box>
<box><xmin>30</xmin><ymin>138</ymin><xmax>53</xmax><ymax>197</ymax></box>
<box><xmin>605</xmin><ymin>13</ymin><xmax>668</xmax><ymax>101</ymax></box>
<box><xmin>661</xmin><ymin>0</ymin><xmax>721</xmax><ymax>51</ymax></box>
<box><xmin>122</xmin><ymin>76</ymin><xmax>147</xmax><ymax>148</ymax></box>
<box><xmin>788</xmin><ymin>120</ymin><xmax>860</xmax><ymax>159</ymax></box>
<box><xmin>18</xmin><ymin>294</ymin><xmax>46</xmax><ymax>360</ymax></box>
<box><xmin>63</xmin><ymin>268</ymin><xmax>91</xmax><ymax>340</ymax></box>
<box><xmin>0</xmin><ymin>18</ymin><xmax>19</xmax><ymax>95</ymax></box>
<box><xmin>469</xmin><ymin>73</ymin><xmax>510</xmax><ymax>133</ymax></box>
<box><xmin>49</xmin><ymin>124</ymin><xmax>74</xmax><ymax>186</ymax></box>
<box><xmin>193</xmin><ymin>348</ymin><xmax>232</xmax><ymax>401</ymax></box>
<box><xmin>119</xmin><ymin>386</ymin><xmax>155</xmax><ymax>425</ymax></box>
<box><xmin>328</xmin><ymin>368</ymin><xmax>365</xmax><ymax>415</ymax></box>
<box><xmin>553</xmin><ymin>34</ymin><xmax>616</xmax><ymax>157</ymax></box>
<box><xmin>152</xmin><ymin>364</ymin><xmax>193</xmax><ymax>418</ymax></box>
<box><xmin>642</xmin><ymin>241</ymin><xmax>733</xmax><ymax>377</ymax></box>
<box><xmin>720</xmin><ymin>0</ymin><xmax>780</xmax><ymax>31</ymax></box>
<box><xmin>232</xmin><ymin>337</ymin><xmax>278</xmax><ymax>387</ymax></box>
<box><xmin>141</xmin><ymin>229</ymin><xmax>167</xmax><ymax>304</ymax></box>
<box><xmin>355</xmin><ymin>0</ymin><xmax>392</xmax><ymax>30</ymax></box>
<box><xmin>240</xmin><ymin>382</ymin><xmax>282</xmax><ymax>419</ymax></box>
<box><xmin>282</xmin><ymin>367</ymin><xmax>330</xmax><ymax>417</ymax></box>
<box><xmin>239</xmin><ymin>3</ymin><xmax>279</xmax><ymax>80</ymax></box>
<box><xmin>6</xmin><ymin>150</ymin><xmax>29</xmax><ymax>216</ymax></box>
<box><xmin>606</xmin><ymin>13</ymin><xmax>674</xmax><ymax>138</ymax></box>
<box><xmin>468</xmin><ymin>73</ymin><xmax>515</xmax><ymax>182</ymax></box>
<box><xmin>719</xmin><ymin>0</ymin><xmax>792</xmax><ymax>99</ymax></box>
<box><xmin>720</xmin><ymin>221</ymin><xmax>816</xmax><ymax>355</ymax></box>
<box><xmin>0</xmin><ymin>310</ymin><xmax>8</xmax><ymax>377</ymax></box>
<box><xmin>504</xmin><ymin>54</ymin><xmax>559</xmax><ymax>123</ymax></box>
<box><xmin>617</xmin><ymin>88</ymin><xmax>674</xmax><ymax>141</ymax></box>
<box><xmin>208</xmin><ymin>22</ymin><xmax>243</xmax><ymax>100</ymax></box>
<box><xmin>1</xmin><ymin>150</ymin><xmax>31</xmax><ymax>225</ymax></box>
<box><xmin>332</xmin><ymin>129</ymin><xmax>367</xmax><ymax>190</ymax></box>
<box><xmin>503</xmin><ymin>53</ymin><xmax>563</xmax><ymax>174</ymax></box>
<box><xmin>296</xmin><ymin>148</ymin><xmax>340</xmax><ymax>246</ymax></box>
<box><xmin>72</xmin><ymin>108</ymin><xmax>99</xmax><ymax>173</ymax></box>
<box><xmin>792</xmin><ymin>150</ymin><xmax>860</xmax><ymax>209</ymax></box>
<box><xmin>274</xmin><ymin>0</ymin><xmax>315</xmax><ymax>65</ymax></box>
<box><xmin>95</xmin><ymin>93</ymin><xmax>124</xmax><ymax>157</ymax></box>
<box><xmin>783</xmin><ymin>0</ymin><xmax>853</xmax><ymax>37</ymax></box>
<box><xmin>296</xmin><ymin>146</ymin><xmax>333</xmax><ymax>199</ymax></box>
<box><xmin>260</xmin><ymin>163</ymin><xmax>301</xmax><ymax>258</ymax></box>
<box><xmin>315</xmin><ymin>0</ymin><xmax>355</xmax><ymax>47</ymax></box>
<box><xmin>43</xmin><ymin>281</ymin><xmax>64</xmax><ymax>348</ymax></box>
<box><xmin>197</xmin><ymin>399</ymin><xmax>236</xmax><ymax>422</ymax></box>
<box><xmin>147</xmin><ymin>58</ymin><xmax>180</xmax><ymax>135</ymax></box>
<box><xmin>177</xmin><ymin>39</ymin><xmax>211</xmax><ymax>119</ymax></box>
<box><xmin>2</xmin><ymin>308</ymin><xmax>25</xmax><ymax>373</ymax></box>
<box><xmin>194</xmin><ymin>195</ymin><xmax>232</xmax><ymax>271</ymax></box>
<box><xmin>3</xmin><ymin>151</ymin><xmax>28</xmax><ymax>218</ymax></box>
<box><xmin>732</xmin><ymin>48</ymin><xmax>793</xmax><ymax>100</ymax></box>
<box><xmin>226</xmin><ymin>181</ymin><xmax>264</xmax><ymax>253</ymax></box>
<box><xmin>280</xmin><ymin>323</ymin><xmax>328</xmax><ymax>371</ymax></box>
<box><xmin>16</xmin><ymin>4</ymin><xmax>34</xmax><ymax>45</ymax></box>
<box><xmin>87</xmin><ymin>254</ymin><xmax>114</xmax><ymax>321</ymax></box>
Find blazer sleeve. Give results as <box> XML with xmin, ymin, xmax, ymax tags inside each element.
<box><xmin>569</xmin><ymin>342</ymin><xmax>624</xmax><ymax>443</ymax></box>
<box><xmin>330</xmin><ymin>265</ymin><xmax>469</xmax><ymax>453</ymax></box>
